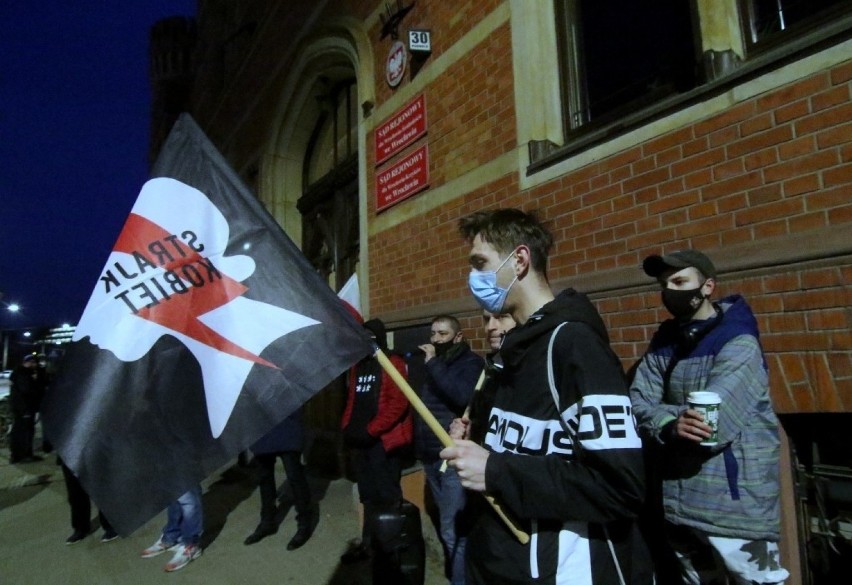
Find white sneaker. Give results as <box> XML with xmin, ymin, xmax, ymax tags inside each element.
<box><xmin>140</xmin><ymin>536</ymin><xmax>179</xmax><ymax>558</ymax></box>
<box><xmin>163</xmin><ymin>543</ymin><xmax>202</xmax><ymax>572</ymax></box>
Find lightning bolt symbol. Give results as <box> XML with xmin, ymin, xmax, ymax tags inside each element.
<box><xmin>113</xmin><ymin>213</ymin><xmax>278</xmax><ymax>370</ymax></box>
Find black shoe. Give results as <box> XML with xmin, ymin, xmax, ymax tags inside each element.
<box><xmin>101</xmin><ymin>530</ymin><xmax>119</xmax><ymax>543</ymax></box>
<box><xmin>66</xmin><ymin>530</ymin><xmax>88</xmax><ymax>545</ymax></box>
<box><xmin>243</xmin><ymin>524</ymin><xmax>277</xmax><ymax>545</ymax></box>
<box><xmin>340</xmin><ymin>542</ymin><xmax>371</xmax><ymax>564</ymax></box>
<box><xmin>287</xmin><ymin>525</ymin><xmax>314</xmax><ymax>550</ymax></box>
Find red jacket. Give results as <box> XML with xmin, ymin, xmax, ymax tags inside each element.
<box><xmin>341</xmin><ymin>353</ymin><xmax>413</xmax><ymax>453</ymax></box>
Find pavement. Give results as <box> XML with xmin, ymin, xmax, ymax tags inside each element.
<box><xmin>0</xmin><ymin>429</ymin><xmax>448</xmax><ymax>585</ymax></box>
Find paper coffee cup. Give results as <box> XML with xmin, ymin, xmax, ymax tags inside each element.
<box><xmin>687</xmin><ymin>391</ymin><xmax>721</xmax><ymax>446</ymax></box>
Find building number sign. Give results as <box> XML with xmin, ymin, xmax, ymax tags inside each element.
<box><xmin>408</xmin><ymin>29</ymin><xmax>431</xmax><ymax>53</ymax></box>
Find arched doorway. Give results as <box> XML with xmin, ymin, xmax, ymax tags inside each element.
<box><xmin>298</xmin><ymin>77</ymin><xmax>360</xmax><ymax>477</ymax></box>
<box><xmin>260</xmin><ymin>22</ymin><xmax>375</xmax><ymax>477</ymax></box>
<box><xmin>299</xmin><ymin>77</ymin><xmax>360</xmax><ymax>288</ymax></box>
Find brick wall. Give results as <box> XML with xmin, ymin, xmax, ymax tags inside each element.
<box><xmin>371</xmin><ymin>55</ymin><xmax>852</xmax><ymax>413</ymax></box>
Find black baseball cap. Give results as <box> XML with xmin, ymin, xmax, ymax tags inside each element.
<box><xmin>643</xmin><ymin>249</ymin><xmax>717</xmax><ymax>279</ymax></box>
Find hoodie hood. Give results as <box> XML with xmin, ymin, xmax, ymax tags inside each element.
<box><xmin>716</xmin><ymin>295</ymin><xmax>759</xmax><ymax>337</ymax></box>
<box><xmin>363</xmin><ymin>318</ymin><xmax>388</xmax><ymax>351</ymax></box>
<box><xmin>500</xmin><ymin>288</ymin><xmax>609</xmax><ymax>368</ymax></box>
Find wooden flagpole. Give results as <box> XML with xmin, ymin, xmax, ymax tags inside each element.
<box><xmin>439</xmin><ymin>369</ymin><xmax>484</xmax><ymax>473</ymax></box>
<box><xmin>374</xmin><ymin>348</ymin><xmax>529</xmax><ymax>544</ymax></box>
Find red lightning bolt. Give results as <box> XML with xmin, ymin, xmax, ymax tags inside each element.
<box><xmin>113</xmin><ymin>213</ymin><xmax>278</xmax><ymax>369</ymax></box>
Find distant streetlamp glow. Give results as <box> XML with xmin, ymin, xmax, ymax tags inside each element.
<box><xmin>2</xmin><ymin>302</ymin><xmax>22</xmax><ymax>369</ymax></box>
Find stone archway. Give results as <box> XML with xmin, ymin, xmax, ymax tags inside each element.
<box><xmin>257</xmin><ymin>19</ymin><xmax>375</xmax><ymax>476</ymax></box>
<box><xmin>259</xmin><ymin>18</ymin><xmax>375</xmax><ymax>267</ymax></box>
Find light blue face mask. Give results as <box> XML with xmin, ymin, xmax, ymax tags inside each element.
<box><xmin>468</xmin><ymin>251</ymin><xmax>517</xmax><ymax>313</ymax></box>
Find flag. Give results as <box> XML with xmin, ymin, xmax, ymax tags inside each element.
<box><xmin>337</xmin><ymin>273</ymin><xmax>363</xmax><ymax>323</ymax></box>
<box><xmin>41</xmin><ymin>114</ymin><xmax>374</xmax><ymax>535</ymax></box>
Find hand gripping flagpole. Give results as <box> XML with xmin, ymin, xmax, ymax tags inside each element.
<box><xmin>374</xmin><ymin>348</ymin><xmax>530</xmax><ymax>544</ymax></box>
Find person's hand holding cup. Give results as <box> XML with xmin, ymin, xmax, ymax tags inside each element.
<box><xmin>685</xmin><ymin>391</ymin><xmax>721</xmax><ymax>446</ymax></box>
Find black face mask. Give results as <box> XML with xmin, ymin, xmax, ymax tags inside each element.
<box><xmin>433</xmin><ymin>340</ymin><xmax>454</xmax><ymax>357</ymax></box>
<box><xmin>662</xmin><ymin>285</ymin><xmax>706</xmax><ymax>320</ymax></box>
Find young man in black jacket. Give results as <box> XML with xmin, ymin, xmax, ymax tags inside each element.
<box><xmin>442</xmin><ymin>208</ymin><xmax>651</xmax><ymax>585</ymax></box>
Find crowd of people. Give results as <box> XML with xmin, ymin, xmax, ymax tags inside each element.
<box><xmin>7</xmin><ymin>206</ymin><xmax>789</xmax><ymax>583</ymax></box>
<box><xmin>335</xmin><ymin>208</ymin><xmax>787</xmax><ymax>584</ymax></box>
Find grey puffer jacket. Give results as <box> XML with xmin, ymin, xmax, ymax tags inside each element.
<box><xmin>630</xmin><ymin>295</ymin><xmax>782</xmax><ymax>540</ymax></box>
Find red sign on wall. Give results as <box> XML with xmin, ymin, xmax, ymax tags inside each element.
<box><xmin>376</xmin><ymin>145</ymin><xmax>429</xmax><ymax>212</ymax></box>
<box><xmin>375</xmin><ymin>94</ymin><xmax>427</xmax><ymax>166</ymax></box>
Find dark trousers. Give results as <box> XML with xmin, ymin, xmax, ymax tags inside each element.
<box><xmin>255</xmin><ymin>451</ymin><xmax>311</xmax><ymax>528</ymax></box>
<box><xmin>61</xmin><ymin>463</ymin><xmax>114</xmax><ymax>534</ymax></box>
<box><xmin>352</xmin><ymin>442</ymin><xmax>403</xmax><ymax>506</ymax></box>
<box><xmin>9</xmin><ymin>412</ymin><xmax>35</xmax><ymax>461</ymax></box>
<box><xmin>352</xmin><ymin>442</ymin><xmax>404</xmax><ymax>546</ymax></box>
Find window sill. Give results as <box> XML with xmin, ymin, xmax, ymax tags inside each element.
<box><xmin>528</xmin><ymin>16</ymin><xmax>852</xmax><ymax>176</ymax></box>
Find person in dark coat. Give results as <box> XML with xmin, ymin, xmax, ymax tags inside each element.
<box><xmin>60</xmin><ymin>459</ymin><xmax>118</xmax><ymax>544</ymax></box>
<box><xmin>243</xmin><ymin>407</ymin><xmax>315</xmax><ymax>549</ymax></box>
<box><xmin>9</xmin><ymin>354</ymin><xmax>47</xmax><ymax>463</ymax></box>
<box><xmin>340</xmin><ymin>318</ymin><xmax>414</xmax><ymax>564</ymax></box>
<box><xmin>417</xmin><ymin>315</ymin><xmax>484</xmax><ymax>585</ymax></box>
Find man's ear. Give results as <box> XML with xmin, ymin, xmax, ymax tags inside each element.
<box><xmin>702</xmin><ymin>277</ymin><xmax>716</xmax><ymax>296</ymax></box>
<box><xmin>513</xmin><ymin>245</ymin><xmax>531</xmax><ymax>277</ymax></box>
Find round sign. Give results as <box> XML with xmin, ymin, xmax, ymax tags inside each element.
<box><xmin>385</xmin><ymin>40</ymin><xmax>407</xmax><ymax>88</ymax></box>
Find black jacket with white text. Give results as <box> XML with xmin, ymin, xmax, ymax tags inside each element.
<box><xmin>468</xmin><ymin>288</ymin><xmax>651</xmax><ymax>585</ymax></box>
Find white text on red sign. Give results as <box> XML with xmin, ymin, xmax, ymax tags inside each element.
<box><xmin>375</xmin><ymin>94</ymin><xmax>427</xmax><ymax>165</ymax></box>
<box><xmin>376</xmin><ymin>144</ymin><xmax>429</xmax><ymax>212</ymax></box>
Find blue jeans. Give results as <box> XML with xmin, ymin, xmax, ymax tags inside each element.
<box><xmin>162</xmin><ymin>486</ymin><xmax>203</xmax><ymax>546</ymax></box>
<box><xmin>424</xmin><ymin>460</ymin><xmax>467</xmax><ymax>585</ymax></box>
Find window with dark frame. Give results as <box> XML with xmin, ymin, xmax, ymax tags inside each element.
<box><xmin>540</xmin><ymin>0</ymin><xmax>852</xmax><ymax>170</ymax></box>
<box><xmin>740</xmin><ymin>0</ymin><xmax>852</xmax><ymax>52</ymax></box>
<box><xmin>556</xmin><ymin>0</ymin><xmax>700</xmax><ymax>133</ymax></box>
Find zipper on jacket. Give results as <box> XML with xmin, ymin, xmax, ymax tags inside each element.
<box><xmin>529</xmin><ymin>520</ymin><xmax>539</xmax><ymax>578</ymax></box>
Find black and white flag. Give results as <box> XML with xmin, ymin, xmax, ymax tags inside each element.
<box><xmin>42</xmin><ymin>114</ymin><xmax>372</xmax><ymax>535</ymax></box>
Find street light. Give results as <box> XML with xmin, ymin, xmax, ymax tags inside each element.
<box><xmin>2</xmin><ymin>301</ymin><xmax>22</xmax><ymax>370</ymax></box>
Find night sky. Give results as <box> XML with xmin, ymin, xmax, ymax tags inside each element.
<box><xmin>0</xmin><ymin>2</ymin><xmax>196</xmax><ymax>331</ymax></box>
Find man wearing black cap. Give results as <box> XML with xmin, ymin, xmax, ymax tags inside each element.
<box><xmin>630</xmin><ymin>250</ymin><xmax>788</xmax><ymax>584</ymax></box>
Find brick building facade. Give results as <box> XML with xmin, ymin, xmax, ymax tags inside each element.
<box><xmin>150</xmin><ymin>2</ymin><xmax>852</xmax><ymax>582</ymax></box>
